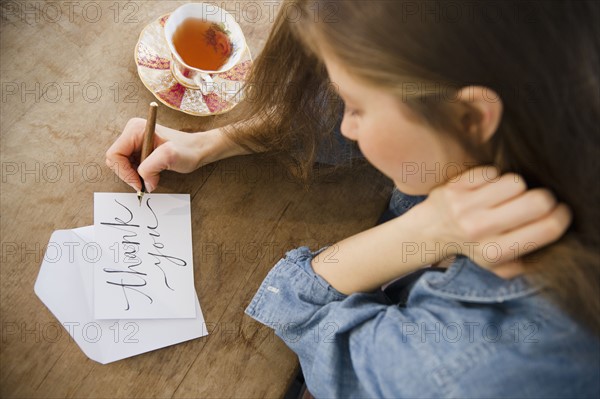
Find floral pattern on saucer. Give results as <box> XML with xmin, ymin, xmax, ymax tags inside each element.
<box><xmin>134</xmin><ymin>13</ymin><xmax>253</xmax><ymax>116</ymax></box>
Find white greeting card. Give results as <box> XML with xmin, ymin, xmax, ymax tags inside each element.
<box><xmin>93</xmin><ymin>193</ymin><xmax>196</xmax><ymax>319</ymax></box>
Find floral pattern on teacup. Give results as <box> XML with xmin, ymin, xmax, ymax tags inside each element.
<box><xmin>135</xmin><ymin>13</ymin><xmax>253</xmax><ymax>116</ymax></box>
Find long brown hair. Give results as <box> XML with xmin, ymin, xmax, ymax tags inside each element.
<box><xmin>214</xmin><ymin>0</ymin><xmax>354</xmax><ymax>182</ymax></box>
<box><xmin>217</xmin><ymin>0</ymin><xmax>600</xmax><ymax>335</ymax></box>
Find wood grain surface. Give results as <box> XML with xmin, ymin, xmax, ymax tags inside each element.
<box><xmin>0</xmin><ymin>1</ymin><xmax>392</xmax><ymax>397</ymax></box>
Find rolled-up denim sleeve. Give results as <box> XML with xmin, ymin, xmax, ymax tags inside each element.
<box><xmin>244</xmin><ymin>246</ymin><xmax>438</xmax><ymax>398</ymax></box>
<box><xmin>245</xmin><ymin>246</ymin><xmax>348</xmax><ymax>329</ymax></box>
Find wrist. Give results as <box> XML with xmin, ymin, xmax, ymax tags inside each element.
<box><xmin>398</xmin><ymin>202</ymin><xmax>456</xmax><ymax>264</ymax></box>
<box><xmin>418</xmin><ymin>200</ymin><xmax>469</xmax><ymax>261</ymax></box>
<box><xmin>195</xmin><ymin>127</ymin><xmax>251</xmax><ymax>163</ymax></box>
<box><xmin>216</xmin><ymin>127</ymin><xmax>254</xmax><ymax>158</ymax></box>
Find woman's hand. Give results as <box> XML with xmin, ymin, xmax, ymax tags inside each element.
<box><xmin>417</xmin><ymin>166</ymin><xmax>572</xmax><ymax>278</ymax></box>
<box><xmin>105</xmin><ymin>118</ymin><xmax>250</xmax><ymax>192</ymax></box>
<box><xmin>311</xmin><ymin>166</ymin><xmax>571</xmax><ymax>294</ymax></box>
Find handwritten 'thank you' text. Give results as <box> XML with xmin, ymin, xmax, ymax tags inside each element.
<box><xmin>93</xmin><ymin>193</ymin><xmax>195</xmax><ymax>319</ymax></box>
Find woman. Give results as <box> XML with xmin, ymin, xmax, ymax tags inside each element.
<box><xmin>106</xmin><ymin>0</ymin><xmax>599</xmax><ymax>396</ymax></box>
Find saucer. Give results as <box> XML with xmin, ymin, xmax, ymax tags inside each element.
<box><xmin>134</xmin><ymin>13</ymin><xmax>253</xmax><ymax>116</ymax></box>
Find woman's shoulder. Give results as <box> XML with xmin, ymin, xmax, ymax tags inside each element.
<box><xmin>437</xmin><ymin>323</ymin><xmax>600</xmax><ymax>398</ymax></box>
<box><xmin>403</xmin><ymin>256</ymin><xmax>595</xmax><ymax>344</ymax></box>
<box><xmin>344</xmin><ymin>282</ymin><xmax>599</xmax><ymax>398</ymax></box>
<box><xmin>381</xmin><ymin>256</ymin><xmax>600</xmax><ymax>397</ymax></box>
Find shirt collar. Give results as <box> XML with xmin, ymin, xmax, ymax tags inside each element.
<box><xmin>421</xmin><ymin>256</ymin><xmax>544</xmax><ymax>303</ymax></box>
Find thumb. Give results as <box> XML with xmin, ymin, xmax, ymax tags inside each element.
<box><xmin>137</xmin><ymin>143</ymin><xmax>175</xmax><ymax>192</ymax></box>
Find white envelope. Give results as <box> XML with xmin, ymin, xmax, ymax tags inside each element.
<box><xmin>34</xmin><ymin>226</ymin><xmax>208</xmax><ymax>364</ymax></box>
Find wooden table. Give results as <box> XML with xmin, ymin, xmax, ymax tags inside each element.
<box><xmin>0</xmin><ymin>1</ymin><xmax>391</xmax><ymax>397</ymax></box>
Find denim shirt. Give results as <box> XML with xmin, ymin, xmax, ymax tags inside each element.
<box><xmin>249</xmin><ymin>122</ymin><xmax>599</xmax><ymax>397</ymax></box>
<box><xmin>245</xmin><ymin>247</ymin><xmax>600</xmax><ymax>398</ymax></box>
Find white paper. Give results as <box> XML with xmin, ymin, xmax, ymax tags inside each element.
<box><xmin>93</xmin><ymin>193</ymin><xmax>196</xmax><ymax>319</ymax></box>
<box><xmin>34</xmin><ymin>226</ymin><xmax>208</xmax><ymax>364</ymax></box>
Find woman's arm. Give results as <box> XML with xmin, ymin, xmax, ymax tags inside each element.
<box><xmin>312</xmin><ymin>167</ymin><xmax>572</xmax><ymax>294</ymax></box>
<box><xmin>105</xmin><ymin>117</ymin><xmax>261</xmax><ymax>191</ymax></box>
<box><xmin>311</xmin><ymin>204</ymin><xmax>437</xmax><ymax>294</ymax></box>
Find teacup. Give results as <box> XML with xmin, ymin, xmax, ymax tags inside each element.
<box><xmin>164</xmin><ymin>3</ymin><xmax>246</xmax><ymax>94</ymax></box>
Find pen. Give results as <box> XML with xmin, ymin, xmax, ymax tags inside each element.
<box><xmin>138</xmin><ymin>101</ymin><xmax>158</xmax><ymax>206</ymax></box>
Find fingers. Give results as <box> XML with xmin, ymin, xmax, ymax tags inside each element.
<box><xmin>105</xmin><ymin>156</ymin><xmax>142</xmax><ymax>191</ymax></box>
<box><xmin>451</xmin><ymin>165</ymin><xmax>500</xmax><ymax>190</ymax></box>
<box><xmin>105</xmin><ymin>118</ymin><xmax>147</xmax><ymax>191</ymax></box>
<box><xmin>479</xmin><ymin>203</ymin><xmax>572</xmax><ymax>266</ymax></box>
<box><xmin>460</xmin><ymin>172</ymin><xmax>527</xmax><ymax>210</ymax></box>
<box><xmin>492</xmin><ymin>261</ymin><xmax>525</xmax><ymax>280</ymax></box>
<box><xmin>470</xmin><ymin>188</ymin><xmax>557</xmax><ymax>237</ymax></box>
<box><xmin>503</xmin><ymin>202</ymin><xmax>572</xmax><ymax>256</ymax></box>
<box><xmin>441</xmin><ymin>166</ymin><xmax>572</xmax><ymax>276</ymax></box>
<box><xmin>137</xmin><ymin>142</ymin><xmax>177</xmax><ymax>193</ymax></box>
<box><xmin>105</xmin><ymin>119</ymin><xmax>200</xmax><ymax>192</ymax></box>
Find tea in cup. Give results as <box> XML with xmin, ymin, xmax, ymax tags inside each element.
<box><xmin>164</xmin><ymin>3</ymin><xmax>246</xmax><ymax>94</ymax></box>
